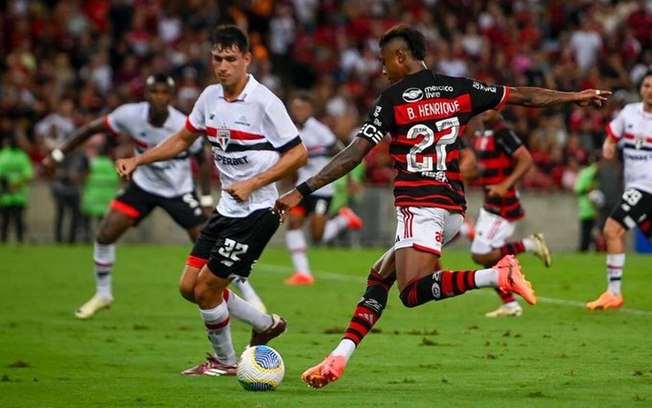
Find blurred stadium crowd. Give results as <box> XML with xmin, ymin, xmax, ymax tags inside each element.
<box><xmin>1</xmin><ymin>0</ymin><xmax>651</xmax><ymax>191</ymax></box>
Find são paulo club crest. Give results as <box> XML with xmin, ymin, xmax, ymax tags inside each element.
<box><xmin>216</xmin><ymin>127</ymin><xmax>231</xmax><ymax>150</ymax></box>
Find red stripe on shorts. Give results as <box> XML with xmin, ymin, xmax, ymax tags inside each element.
<box><xmin>110</xmin><ymin>199</ymin><xmax>140</xmax><ymax>219</ymax></box>
<box><xmin>186</xmin><ymin>255</ymin><xmax>207</xmax><ymax>269</ymax></box>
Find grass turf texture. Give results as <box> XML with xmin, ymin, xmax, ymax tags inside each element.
<box><xmin>1</xmin><ymin>244</ymin><xmax>651</xmax><ymax>407</ymax></box>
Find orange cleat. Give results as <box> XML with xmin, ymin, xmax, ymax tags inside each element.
<box><xmin>586</xmin><ymin>291</ymin><xmax>623</xmax><ymax>311</ymax></box>
<box><xmin>285</xmin><ymin>272</ymin><xmax>315</xmax><ymax>286</ymax></box>
<box><xmin>339</xmin><ymin>207</ymin><xmax>363</xmax><ymax>230</ymax></box>
<box><xmin>301</xmin><ymin>354</ymin><xmax>347</xmax><ymax>389</ymax></box>
<box><xmin>494</xmin><ymin>255</ymin><xmax>536</xmax><ymax>305</ymax></box>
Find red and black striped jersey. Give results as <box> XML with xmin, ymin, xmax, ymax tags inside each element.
<box><xmin>473</xmin><ymin>120</ymin><xmax>525</xmax><ymax>221</ymax></box>
<box><xmin>357</xmin><ymin>69</ymin><xmax>509</xmax><ymax>212</ymax></box>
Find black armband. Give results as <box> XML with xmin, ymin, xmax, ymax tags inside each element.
<box><xmin>296</xmin><ymin>182</ymin><xmax>313</xmax><ymax>197</ymax></box>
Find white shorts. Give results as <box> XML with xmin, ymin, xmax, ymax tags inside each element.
<box><xmin>470</xmin><ymin>207</ymin><xmax>517</xmax><ymax>254</ymax></box>
<box><xmin>394</xmin><ymin>206</ymin><xmax>464</xmax><ymax>255</ymax></box>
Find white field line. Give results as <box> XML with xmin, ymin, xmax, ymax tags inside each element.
<box><xmin>257</xmin><ymin>263</ymin><xmax>652</xmax><ymax>317</ymax></box>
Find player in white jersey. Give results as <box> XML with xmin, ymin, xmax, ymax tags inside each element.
<box><xmin>116</xmin><ymin>25</ymin><xmax>308</xmax><ymax>377</ymax></box>
<box><xmin>284</xmin><ymin>93</ymin><xmax>364</xmax><ymax>285</ymax></box>
<box><xmin>587</xmin><ymin>70</ymin><xmax>652</xmax><ymax>310</ymax></box>
<box><xmin>44</xmin><ymin>74</ymin><xmax>265</xmax><ymax>318</ymax></box>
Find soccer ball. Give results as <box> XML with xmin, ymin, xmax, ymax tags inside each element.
<box><xmin>237</xmin><ymin>345</ymin><xmax>285</xmax><ymax>391</ymax></box>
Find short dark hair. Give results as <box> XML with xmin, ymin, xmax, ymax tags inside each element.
<box><xmin>378</xmin><ymin>25</ymin><xmax>426</xmax><ymax>61</ymax></box>
<box><xmin>212</xmin><ymin>24</ymin><xmax>249</xmax><ymax>53</ymax></box>
<box><xmin>145</xmin><ymin>73</ymin><xmax>175</xmax><ymax>88</ymax></box>
<box><xmin>640</xmin><ymin>69</ymin><xmax>652</xmax><ymax>86</ymax></box>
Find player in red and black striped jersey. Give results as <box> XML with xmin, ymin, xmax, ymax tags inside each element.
<box><xmin>275</xmin><ymin>24</ymin><xmax>610</xmax><ymax>388</ymax></box>
<box><xmin>466</xmin><ymin>110</ymin><xmax>552</xmax><ymax>318</ymax></box>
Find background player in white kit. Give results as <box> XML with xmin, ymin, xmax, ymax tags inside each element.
<box><xmin>44</xmin><ymin>74</ymin><xmax>265</xmax><ymax>318</ymax></box>
<box><xmin>116</xmin><ymin>25</ymin><xmax>307</xmax><ymax>376</ymax></box>
<box><xmin>586</xmin><ymin>70</ymin><xmax>652</xmax><ymax>310</ymax></box>
<box><xmin>284</xmin><ymin>92</ymin><xmax>363</xmax><ymax>285</ymax></box>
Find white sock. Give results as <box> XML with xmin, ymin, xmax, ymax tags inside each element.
<box><xmin>233</xmin><ymin>278</ymin><xmax>264</xmax><ymax>308</ymax></box>
<box><xmin>200</xmin><ymin>302</ymin><xmax>236</xmax><ymax>365</ymax></box>
<box><xmin>322</xmin><ymin>216</ymin><xmax>348</xmax><ymax>242</ymax></box>
<box><xmin>224</xmin><ymin>289</ymin><xmax>272</xmax><ymax>333</ymax></box>
<box><xmin>331</xmin><ymin>338</ymin><xmax>356</xmax><ymax>362</ymax></box>
<box><xmin>473</xmin><ymin>268</ymin><xmax>498</xmax><ymax>287</ymax></box>
<box><xmin>93</xmin><ymin>242</ymin><xmax>115</xmax><ymax>298</ymax></box>
<box><xmin>522</xmin><ymin>237</ymin><xmax>536</xmax><ymax>251</ymax></box>
<box><xmin>606</xmin><ymin>253</ymin><xmax>625</xmax><ymax>295</ymax></box>
<box><xmin>286</xmin><ymin>229</ymin><xmax>311</xmax><ymax>276</ymax></box>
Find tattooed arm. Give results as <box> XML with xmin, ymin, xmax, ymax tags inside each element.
<box><xmin>274</xmin><ymin>137</ymin><xmax>374</xmax><ymax>216</ymax></box>
<box><xmin>306</xmin><ymin>138</ymin><xmax>372</xmax><ymax>192</ymax></box>
<box><xmin>508</xmin><ymin>87</ymin><xmax>610</xmax><ymax>108</ymax></box>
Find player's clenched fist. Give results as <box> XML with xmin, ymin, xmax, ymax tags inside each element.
<box><xmin>273</xmin><ymin>189</ymin><xmax>303</xmax><ymax>223</ymax></box>
<box><xmin>115</xmin><ymin>157</ymin><xmax>139</xmax><ymax>180</ymax></box>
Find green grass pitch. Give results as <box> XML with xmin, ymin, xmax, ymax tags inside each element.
<box><xmin>1</xmin><ymin>244</ymin><xmax>651</xmax><ymax>407</ymax></box>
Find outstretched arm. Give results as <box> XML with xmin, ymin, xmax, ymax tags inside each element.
<box><xmin>43</xmin><ymin>117</ymin><xmax>108</xmax><ymax>170</ymax></box>
<box><xmin>303</xmin><ymin>137</ymin><xmax>372</xmax><ymax>193</ymax></box>
<box><xmin>508</xmin><ymin>87</ymin><xmax>610</xmax><ymax>108</ymax></box>
<box><xmin>274</xmin><ymin>137</ymin><xmax>374</xmax><ymax>217</ymax></box>
<box><xmin>116</xmin><ymin>127</ymin><xmax>198</xmax><ymax>180</ymax></box>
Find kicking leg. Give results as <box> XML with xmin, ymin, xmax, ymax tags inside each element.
<box><xmin>302</xmin><ymin>248</ymin><xmax>396</xmax><ymax>388</ymax></box>
<box><xmin>232</xmin><ymin>277</ymin><xmax>267</xmax><ymax>312</ymax></box>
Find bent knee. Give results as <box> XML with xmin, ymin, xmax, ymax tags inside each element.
<box><xmin>179</xmin><ymin>282</ymin><xmax>195</xmax><ymax>303</ymax></box>
<box><xmin>193</xmin><ymin>286</ymin><xmax>209</xmax><ymax>305</ymax></box>
<box><xmin>604</xmin><ymin>219</ymin><xmax>626</xmax><ymax>240</ymax></box>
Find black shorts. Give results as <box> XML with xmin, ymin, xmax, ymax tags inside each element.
<box><xmin>190</xmin><ymin>208</ymin><xmax>280</xmax><ymax>279</ymax></box>
<box><xmin>297</xmin><ymin>195</ymin><xmax>332</xmax><ymax>216</ymax></box>
<box><xmin>112</xmin><ymin>182</ymin><xmax>206</xmax><ymax>229</ymax></box>
<box><xmin>610</xmin><ymin>188</ymin><xmax>652</xmax><ymax>239</ymax></box>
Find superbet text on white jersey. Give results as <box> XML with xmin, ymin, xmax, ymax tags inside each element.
<box><xmin>105</xmin><ymin>102</ymin><xmax>203</xmax><ymax>198</ymax></box>
<box><xmin>606</xmin><ymin>102</ymin><xmax>652</xmax><ymax>194</ymax></box>
<box><xmin>186</xmin><ymin>75</ymin><xmax>300</xmax><ymax>218</ymax></box>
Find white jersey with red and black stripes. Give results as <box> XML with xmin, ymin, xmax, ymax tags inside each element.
<box><xmin>357</xmin><ymin>69</ymin><xmax>509</xmax><ymax>213</ymax></box>
<box><xmin>105</xmin><ymin>102</ymin><xmax>203</xmax><ymax>198</ymax></box>
<box><xmin>606</xmin><ymin>102</ymin><xmax>652</xmax><ymax>194</ymax></box>
<box><xmin>296</xmin><ymin>116</ymin><xmax>337</xmax><ymax>197</ymax></box>
<box><xmin>186</xmin><ymin>74</ymin><xmax>301</xmax><ymax>217</ymax></box>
